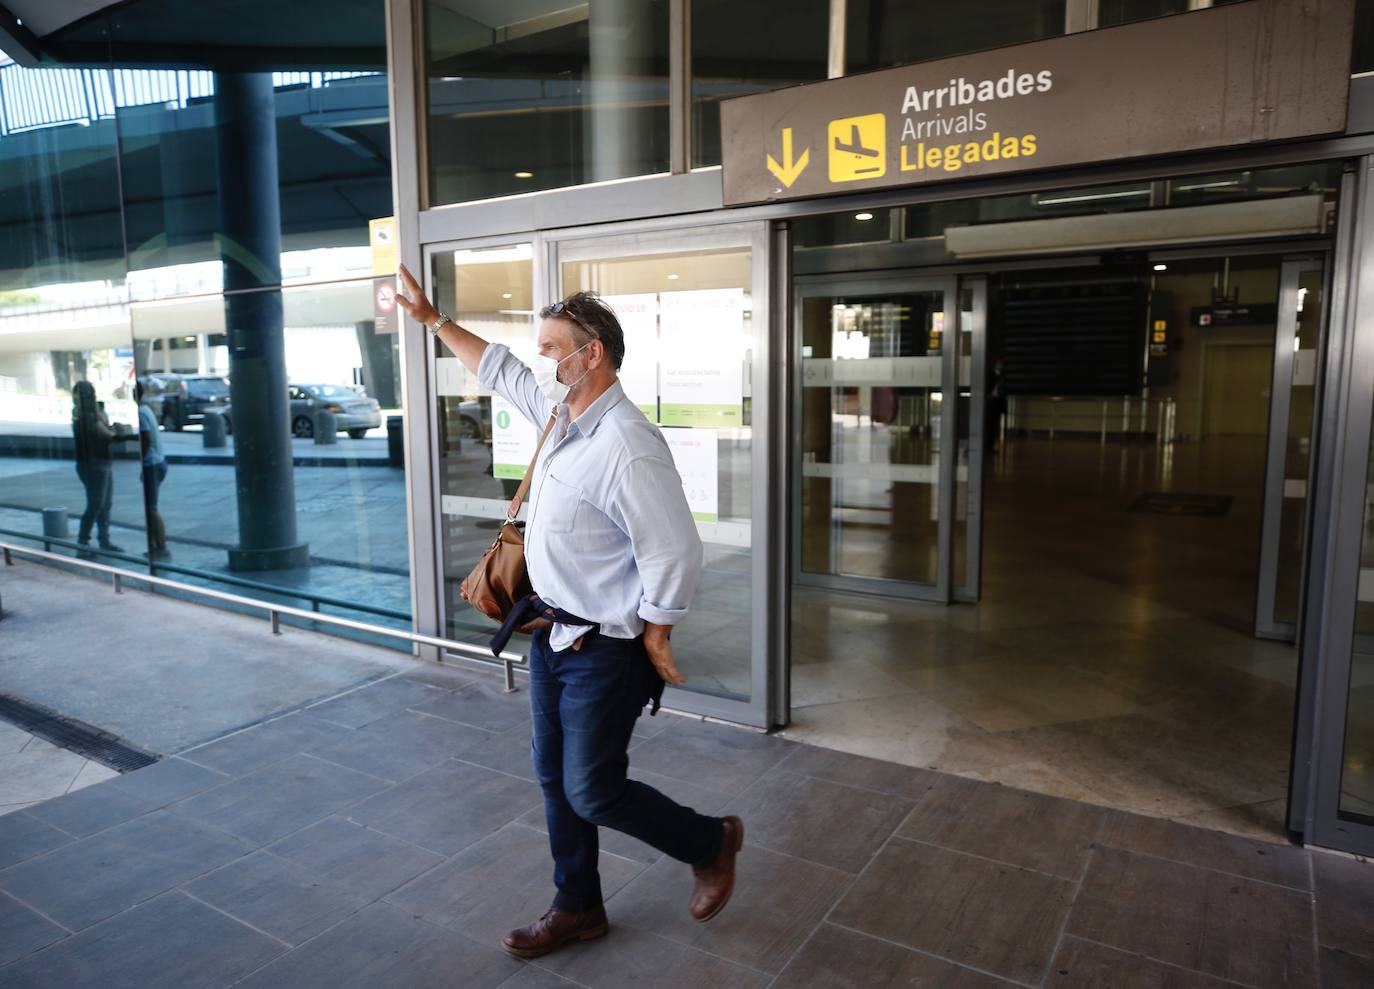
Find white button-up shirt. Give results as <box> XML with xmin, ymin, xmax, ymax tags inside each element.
<box><xmin>478</xmin><ymin>343</ymin><xmax>704</xmax><ymax>651</ymax></box>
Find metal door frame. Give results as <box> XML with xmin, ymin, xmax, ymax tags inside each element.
<box><xmin>1255</xmin><ymin>255</ymin><xmax>1329</xmax><ymax>641</ymax></box>
<box><xmin>791</xmin><ymin>271</ymin><xmax>960</xmax><ymax>603</ymax></box>
<box><xmin>546</xmin><ymin>219</ymin><xmax>778</xmax><ymax>730</ymax></box>
<box><xmin>1294</xmin><ymin>158</ymin><xmax>1374</xmax><ymax>855</ymax></box>
<box><xmin>957</xmin><ymin>275</ymin><xmax>989</xmax><ymax>604</ymax></box>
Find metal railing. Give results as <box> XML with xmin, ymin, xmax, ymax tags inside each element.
<box><xmin>0</xmin><ymin>526</ymin><xmax>410</xmax><ymax>623</ymax></box>
<box><xmin>0</xmin><ymin>538</ymin><xmax>527</xmax><ymax>691</ymax></box>
<box><xmin>1005</xmin><ymin>395</ymin><xmax>1177</xmax><ymax>444</ymax></box>
<box><xmin>0</xmin><ymin>64</ymin><xmax>379</xmax><ymax>137</ymax></box>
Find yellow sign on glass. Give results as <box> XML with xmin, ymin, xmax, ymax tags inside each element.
<box><xmin>370</xmin><ymin>216</ymin><xmax>398</xmax><ymax>276</ymax></box>
<box><xmin>828</xmin><ymin>113</ymin><xmax>886</xmax><ymax>182</ymax></box>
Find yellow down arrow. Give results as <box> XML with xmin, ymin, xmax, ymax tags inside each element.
<box><xmin>766</xmin><ymin>128</ymin><xmax>809</xmax><ymax>188</ymax></box>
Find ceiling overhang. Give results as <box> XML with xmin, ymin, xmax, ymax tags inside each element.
<box><xmin>0</xmin><ymin>0</ymin><xmax>387</xmax><ymax>71</ymax></box>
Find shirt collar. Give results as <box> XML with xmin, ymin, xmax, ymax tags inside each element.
<box><xmin>568</xmin><ymin>378</ymin><xmax>626</xmax><ymax>437</ymax></box>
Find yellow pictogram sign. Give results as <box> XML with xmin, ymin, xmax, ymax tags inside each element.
<box><xmin>828</xmin><ymin>113</ymin><xmax>886</xmax><ymax>182</ymax></box>
<box><xmin>766</xmin><ymin>128</ymin><xmax>810</xmax><ymax>188</ymax></box>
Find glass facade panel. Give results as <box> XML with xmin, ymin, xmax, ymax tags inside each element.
<box><xmin>0</xmin><ymin>53</ymin><xmax>138</xmax><ymax>566</ymax></box>
<box><xmin>429</xmin><ymin>243</ymin><xmax>538</xmax><ymax>645</ymax></box>
<box><xmin>1097</xmin><ymin>0</ymin><xmax>1189</xmax><ymax>26</ymax></box>
<box><xmin>562</xmin><ymin>248</ymin><xmax>755</xmax><ymax>701</ymax></box>
<box><xmin>1098</xmin><ymin>0</ymin><xmax>1247</xmax><ymax>28</ymax></box>
<box><xmin>0</xmin><ymin>0</ymin><xmax>407</xmax><ymax>638</ymax></box>
<box><xmin>690</xmin><ymin>0</ymin><xmax>829</xmax><ymax>168</ymax></box>
<box><xmin>794</xmin><ymin>208</ymin><xmax>894</xmax><ymax>248</ymax></box>
<box><xmin>426</xmin><ymin>0</ymin><xmax>670</xmax><ymax>205</ymax></box>
<box><xmin>845</xmin><ymin>1</ymin><xmax>1065</xmax><ymax>75</ymax></box>
<box><xmin>1357</xmin><ymin>0</ymin><xmax>1374</xmax><ymax>73</ymax></box>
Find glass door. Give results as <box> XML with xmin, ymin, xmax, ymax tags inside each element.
<box><xmin>1256</xmin><ymin>258</ymin><xmax>1326</xmax><ymax>639</ymax></box>
<box><xmin>793</xmin><ymin>275</ymin><xmax>960</xmax><ymax>601</ymax></box>
<box><xmin>426</xmin><ymin>240</ymin><xmax>542</xmax><ymax>648</ymax></box>
<box><xmin>551</xmin><ymin>222</ymin><xmax>775</xmax><ymax>728</ymax></box>
<box><xmin>1301</xmin><ymin>160</ymin><xmax>1374</xmax><ymax>856</ymax></box>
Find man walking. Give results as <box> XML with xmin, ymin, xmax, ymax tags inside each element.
<box><xmin>395</xmin><ymin>265</ymin><xmax>743</xmax><ymax>959</ymax></box>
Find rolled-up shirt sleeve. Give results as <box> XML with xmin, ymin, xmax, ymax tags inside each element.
<box><xmin>477</xmin><ymin>342</ymin><xmax>548</xmax><ymax>428</ymax></box>
<box><xmin>609</xmin><ymin>454</ymin><xmax>704</xmax><ymax>626</ymax></box>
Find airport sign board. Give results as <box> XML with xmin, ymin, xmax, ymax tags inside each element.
<box><xmin>720</xmin><ymin>0</ymin><xmax>1354</xmax><ymax>206</ymax></box>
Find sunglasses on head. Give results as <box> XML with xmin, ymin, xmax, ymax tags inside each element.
<box><xmin>547</xmin><ymin>300</ymin><xmax>596</xmax><ymax>338</ymax></box>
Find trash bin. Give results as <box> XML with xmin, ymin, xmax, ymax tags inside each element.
<box><xmin>314</xmin><ymin>409</ymin><xmax>338</xmax><ymax>445</ymax></box>
<box><xmin>202</xmin><ymin>410</ymin><xmax>228</xmax><ymax>448</ymax></box>
<box><xmin>42</xmin><ymin>507</ymin><xmax>69</xmax><ymax>539</ymax></box>
<box><xmin>386</xmin><ymin>415</ymin><xmax>404</xmax><ymax>467</ymax></box>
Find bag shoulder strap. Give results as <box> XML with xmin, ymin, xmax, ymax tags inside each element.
<box><xmin>506</xmin><ymin>408</ymin><xmax>558</xmax><ymax>522</ymax></box>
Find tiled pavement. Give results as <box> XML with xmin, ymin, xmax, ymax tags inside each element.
<box><xmin>0</xmin><ymin>723</ymin><xmax>120</xmax><ymax>816</ymax></box>
<box><xmin>1</xmin><ymin>664</ymin><xmax>1372</xmax><ymax>988</ymax></box>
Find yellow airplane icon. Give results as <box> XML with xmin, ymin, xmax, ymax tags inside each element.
<box><xmin>828</xmin><ymin>113</ymin><xmax>886</xmax><ymax>182</ymax></box>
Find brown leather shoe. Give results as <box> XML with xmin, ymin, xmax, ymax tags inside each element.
<box><xmin>501</xmin><ymin>906</ymin><xmax>609</xmax><ymax>959</ymax></box>
<box><xmin>689</xmin><ymin>816</ymin><xmax>744</xmax><ymax>923</ymax></box>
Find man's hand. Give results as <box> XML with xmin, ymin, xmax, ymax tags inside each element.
<box><xmin>394</xmin><ymin>262</ymin><xmax>488</xmax><ymax>371</ymax></box>
<box><xmin>643</xmin><ymin>621</ymin><xmax>687</xmax><ymax>686</ymax></box>
<box><xmin>395</xmin><ymin>263</ymin><xmax>438</xmax><ymax>327</ymax></box>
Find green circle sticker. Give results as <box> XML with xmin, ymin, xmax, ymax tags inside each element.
<box><xmin>496</xmin><ymin>410</ymin><xmax>511</xmax><ymax>429</ymax></box>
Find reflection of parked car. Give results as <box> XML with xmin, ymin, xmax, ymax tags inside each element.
<box><xmin>457</xmin><ymin>398</ymin><xmax>491</xmax><ymax>441</ymax></box>
<box><xmin>222</xmin><ymin>383</ymin><xmax>382</xmax><ymax>439</ymax></box>
<box><xmin>141</xmin><ymin>374</ymin><xmax>231</xmax><ymax>430</ymax></box>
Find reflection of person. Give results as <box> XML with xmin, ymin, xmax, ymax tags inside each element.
<box><xmin>136</xmin><ymin>382</ymin><xmax>171</xmax><ymax>560</ymax></box>
<box><xmin>71</xmin><ymin>381</ymin><xmax>136</xmax><ymax>555</ymax></box>
<box><xmin>986</xmin><ymin>356</ymin><xmax>1007</xmax><ymax>454</ymax></box>
<box><xmin>396</xmin><ymin>264</ymin><xmax>740</xmax><ymax>959</ymax></box>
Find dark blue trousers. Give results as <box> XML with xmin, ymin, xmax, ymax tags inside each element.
<box><xmin>529</xmin><ymin>628</ymin><xmax>722</xmax><ymax>913</ymax></box>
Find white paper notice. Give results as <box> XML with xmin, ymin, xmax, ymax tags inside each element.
<box><xmin>602</xmin><ymin>292</ymin><xmax>659</xmax><ymax>419</ymax></box>
<box><xmin>491</xmin><ymin>393</ymin><xmax>540</xmax><ymax>479</ymax></box>
<box><xmin>658</xmin><ymin>288</ymin><xmax>744</xmax><ymax>428</ymax></box>
<box><xmin>662</xmin><ymin>426</ymin><xmax>719</xmax><ymax>522</ymax></box>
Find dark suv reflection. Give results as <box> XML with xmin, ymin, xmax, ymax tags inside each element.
<box><xmin>137</xmin><ymin>374</ymin><xmax>231</xmax><ymax>431</ymax></box>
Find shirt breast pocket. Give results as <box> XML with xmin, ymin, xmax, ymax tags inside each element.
<box><xmin>536</xmin><ymin>472</ymin><xmax>582</xmax><ymax>534</ymax></box>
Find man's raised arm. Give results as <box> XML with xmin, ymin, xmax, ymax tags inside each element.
<box><xmin>395</xmin><ymin>263</ymin><xmax>487</xmax><ymax>373</ymax></box>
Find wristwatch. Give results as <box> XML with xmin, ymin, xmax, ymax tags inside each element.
<box><xmin>427</xmin><ymin>312</ymin><xmax>452</xmax><ymax>335</ymax></box>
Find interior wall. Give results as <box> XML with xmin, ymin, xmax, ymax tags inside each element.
<box><xmin>1152</xmin><ymin>261</ymin><xmax>1280</xmax><ymax>442</ymax></box>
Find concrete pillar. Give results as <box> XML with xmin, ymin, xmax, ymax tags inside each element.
<box><xmin>586</xmin><ymin>0</ymin><xmax>652</xmax><ymax>183</ymax></box>
<box><xmin>215</xmin><ymin>72</ymin><xmax>309</xmax><ymax>572</ymax></box>
<box><xmin>354</xmin><ymin>319</ymin><xmax>398</xmax><ymax>408</ymax></box>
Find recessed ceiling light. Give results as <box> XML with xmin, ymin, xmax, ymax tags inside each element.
<box><xmin>514</xmin><ymin>171</ymin><xmax>534</xmax><ymax>179</ymax></box>
<box><xmin>1153</xmin><ymin>263</ymin><xmax>1168</xmax><ymax>272</ymax></box>
<box><xmin>854</xmin><ymin>212</ymin><xmax>874</xmax><ymax>221</ymax></box>
<box><xmin>501</xmin><ymin>292</ymin><xmax>512</xmax><ymax>299</ymax></box>
<box><xmin>667</xmin><ymin>273</ymin><xmax>680</xmax><ymax>280</ymax></box>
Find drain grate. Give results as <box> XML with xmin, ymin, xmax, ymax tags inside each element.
<box><xmin>0</xmin><ymin>692</ymin><xmax>159</xmax><ymax>773</ymax></box>
<box><xmin>1128</xmin><ymin>492</ymin><xmax>1233</xmax><ymax>517</ymax></box>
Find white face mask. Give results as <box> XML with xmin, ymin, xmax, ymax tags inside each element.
<box><xmin>532</xmin><ymin>341</ymin><xmax>592</xmax><ymax>404</ymax></box>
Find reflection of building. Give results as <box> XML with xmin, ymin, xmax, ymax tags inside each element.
<box><xmin>4</xmin><ymin>0</ymin><xmax>1374</xmax><ymax>866</ymax></box>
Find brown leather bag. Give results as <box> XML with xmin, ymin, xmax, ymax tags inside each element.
<box><xmin>460</xmin><ymin>409</ymin><xmax>557</xmax><ymax>623</ymax></box>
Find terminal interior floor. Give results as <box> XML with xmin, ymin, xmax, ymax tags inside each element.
<box><xmin>784</xmin><ymin>433</ymin><xmax>1302</xmax><ymax>840</ymax></box>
